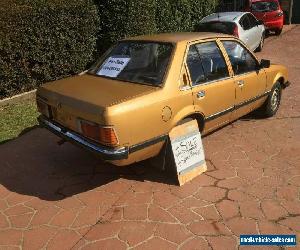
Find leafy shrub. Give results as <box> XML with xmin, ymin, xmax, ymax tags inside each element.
<box><xmin>0</xmin><ymin>0</ymin><xmax>100</xmax><ymax>99</ymax></box>
<box><xmin>96</xmin><ymin>0</ymin><xmax>157</xmax><ymax>54</ymax></box>
<box><xmin>155</xmin><ymin>0</ymin><xmax>217</xmax><ymax>32</ymax></box>
<box><xmin>190</xmin><ymin>0</ymin><xmax>218</xmax><ymax>29</ymax></box>
<box><xmin>156</xmin><ymin>0</ymin><xmax>193</xmax><ymax>33</ymax></box>
<box><xmin>97</xmin><ymin>0</ymin><xmax>217</xmax><ymax>51</ymax></box>
<box><xmin>0</xmin><ymin>0</ymin><xmax>217</xmax><ymax>99</ymax></box>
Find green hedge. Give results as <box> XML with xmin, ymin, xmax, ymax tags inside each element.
<box><xmin>0</xmin><ymin>0</ymin><xmax>100</xmax><ymax>99</ymax></box>
<box><xmin>97</xmin><ymin>0</ymin><xmax>157</xmax><ymax>54</ymax></box>
<box><xmin>156</xmin><ymin>0</ymin><xmax>217</xmax><ymax>32</ymax></box>
<box><xmin>0</xmin><ymin>0</ymin><xmax>217</xmax><ymax>99</ymax></box>
<box><xmin>98</xmin><ymin>0</ymin><xmax>217</xmax><ymax>49</ymax></box>
<box><xmin>156</xmin><ymin>0</ymin><xmax>193</xmax><ymax>33</ymax></box>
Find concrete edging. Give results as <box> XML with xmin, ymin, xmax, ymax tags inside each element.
<box><xmin>0</xmin><ymin>89</ymin><xmax>37</xmax><ymax>107</ymax></box>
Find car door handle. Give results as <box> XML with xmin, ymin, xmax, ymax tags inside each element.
<box><xmin>236</xmin><ymin>80</ymin><xmax>244</xmax><ymax>87</ymax></box>
<box><xmin>197</xmin><ymin>90</ymin><xmax>205</xmax><ymax>99</ymax></box>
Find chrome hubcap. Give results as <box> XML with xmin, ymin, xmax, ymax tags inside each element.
<box><xmin>271</xmin><ymin>88</ymin><xmax>280</xmax><ymax>111</ymax></box>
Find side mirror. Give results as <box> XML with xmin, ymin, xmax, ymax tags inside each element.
<box><xmin>260</xmin><ymin>59</ymin><xmax>270</xmax><ymax>68</ymax></box>
<box><xmin>257</xmin><ymin>20</ymin><xmax>264</xmax><ymax>25</ymax></box>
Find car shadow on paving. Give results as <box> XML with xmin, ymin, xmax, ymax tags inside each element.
<box><xmin>0</xmin><ymin>125</ymin><xmax>40</xmax><ymax>145</ymax></box>
<box><xmin>0</xmin><ymin>127</ymin><xmax>177</xmax><ymax>201</ymax></box>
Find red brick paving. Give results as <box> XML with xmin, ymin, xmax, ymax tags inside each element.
<box><xmin>0</xmin><ymin>25</ymin><xmax>299</xmax><ymax>249</ymax></box>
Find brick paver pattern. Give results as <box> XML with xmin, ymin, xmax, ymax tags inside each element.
<box><xmin>0</xmin><ymin>26</ymin><xmax>299</xmax><ymax>250</ymax></box>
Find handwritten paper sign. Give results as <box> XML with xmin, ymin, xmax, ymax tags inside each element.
<box><xmin>97</xmin><ymin>57</ymin><xmax>131</xmax><ymax>77</ymax></box>
<box><xmin>171</xmin><ymin>132</ymin><xmax>205</xmax><ymax>174</ymax></box>
<box><xmin>169</xmin><ymin>120</ymin><xmax>206</xmax><ymax>185</ymax></box>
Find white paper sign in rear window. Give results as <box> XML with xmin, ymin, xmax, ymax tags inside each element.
<box><xmin>97</xmin><ymin>57</ymin><xmax>131</xmax><ymax>78</ymax></box>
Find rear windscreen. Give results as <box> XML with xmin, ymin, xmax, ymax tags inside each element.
<box><xmin>196</xmin><ymin>22</ymin><xmax>236</xmax><ymax>35</ymax></box>
<box><xmin>88</xmin><ymin>41</ymin><xmax>173</xmax><ymax>86</ymax></box>
<box><xmin>251</xmin><ymin>1</ymin><xmax>279</xmax><ymax>12</ymax></box>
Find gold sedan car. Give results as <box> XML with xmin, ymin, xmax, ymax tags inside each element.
<box><xmin>37</xmin><ymin>33</ymin><xmax>290</xmax><ymax>167</ymax></box>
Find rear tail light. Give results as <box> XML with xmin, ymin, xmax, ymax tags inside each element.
<box><xmin>233</xmin><ymin>24</ymin><xmax>239</xmax><ymax>38</ymax></box>
<box><xmin>276</xmin><ymin>11</ymin><xmax>283</xmax><ymax>17</ymax></box>
<box><xmin>79</xmin><ymin>120</ymin><xmax>119</xmax><ymax>147</ymax></box>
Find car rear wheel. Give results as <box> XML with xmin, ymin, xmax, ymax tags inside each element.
<box><xmin>275</xmin><ymin>28</ymin><xmax>282</xmax><ymax>36</ymax></box>
<box><xmin>261</xmin><ymin>82</ymin><xmax>282</xmax><ymax>117</ymax></box>
<box><xmin>163</xmin><ymin>137</ymin><xmax>177</xmax><ymax>176</ymax></box>
<box><xmin>164</xmin><ymin>117</ymin><xmax>196</xmax><ymax>176</ymax></box>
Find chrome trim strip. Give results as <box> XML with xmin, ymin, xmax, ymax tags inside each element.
<box><xmin>192</xmin><ymin>76</ymin><xmax>233</xmax><ymax>88</ymax></box>
<box><xmin>180</xmin><ymin>86</ymin><xmax>192</xmax><ymax>91</ymax></box>
<box><xmin>235</xmin><ymin>90</ymin><xmax>270</xmax><ymax>110</ymax></box>
<box><xmin>180</xmin><ymin>76</ymin><xmax>234</xmax><ymax>91</ymax></box>
<box><xmin>204</xmin><ymin>90</ymin><xmax>271</xmax><ymax>121</ymax></box>
<box><xmin>205</xmin><ymin>106</ymin><xmax>234</xmax><ymax>121</ymax></box>
<box><xmin>130</xmin><ymin>134</ymin><xmax>167</xmax><ymax>153</ymax></box>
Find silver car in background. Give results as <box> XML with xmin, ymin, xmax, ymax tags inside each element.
<box><xmin>197</xmin><ymin>12</ymin><xmax>265</xmax><ymax>52</ymax></box>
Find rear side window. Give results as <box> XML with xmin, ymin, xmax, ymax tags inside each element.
<box><xmin>247</xmin><ymin>14</ymin><xmax>258</xmax><ymax>27</ymax></box>
<box><xmin>186</xmin><ymin>45</ymin><xmax>206</xmax><ymax>85</ymax></box>
<box><xmin>186</xmin><ymin>41</ymin><xmax>229</xmax><ymax>85</ymax></box>
<box><xmin>196</xmin><ymin>22</ymin><xmax>236</xmax><ymax>35</ymax></box>
<box><xmin>222</xmin><ymin>40</ymin><xmax>258</xmax><ymax>75</ymax></box>
<box><xmin>240</xmin><ymin>15</ymin><xmax>251</xmax><ymax>30</ymax></box>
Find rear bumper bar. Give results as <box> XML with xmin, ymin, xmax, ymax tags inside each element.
<box><xmin>264</xmin><ymin>19</ymin><xmax>283</xmax><ymax>30</ymax></box>
<box><xmin>38</xmin><ymin>116</ymin><xmax>129</xmax><ymax>161</ymax></box>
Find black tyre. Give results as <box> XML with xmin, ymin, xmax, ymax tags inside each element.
<box><xmin>148</xmin><ymin>130</ymin><xmax>177</xmax><ymax>176</ymax></box>
<box><xmin>163</xmin><ymin>137</ymin><xmax>177</xmax><ymax>176</ymax></box>
<box><xmin>261</xmin><ymin>82</ymin><xmax>282</xmax><ymax>117</ymax></box>
<box><xmin>164</xmin><ymin>117</ymin><xmax>196</xmax><ymax>176</ymax></box>
<box><xmin>275</xmin><ymin>28</ymin><xmax>282</xmax><ymax>36</ymax></box>
<box><xmin>255</xmin><ymin>34</ymin><xmax>264</xmax><ymax>52</ymax></box>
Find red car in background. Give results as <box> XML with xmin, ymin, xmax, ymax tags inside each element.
<box><xmin>246</xmin><ymin>0</ymin><xmax>284</xmax><ymax>35</ymax></box>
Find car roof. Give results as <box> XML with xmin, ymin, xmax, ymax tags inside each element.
<box><xmin>201</xmin><ymin>12</ymin><xmax>246</xmax><ymax>23</ymax></box>
<box><xmin>124</xmin><ymin>32</ymin><xmax>232</xmax><ymax>43</ymax></box>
